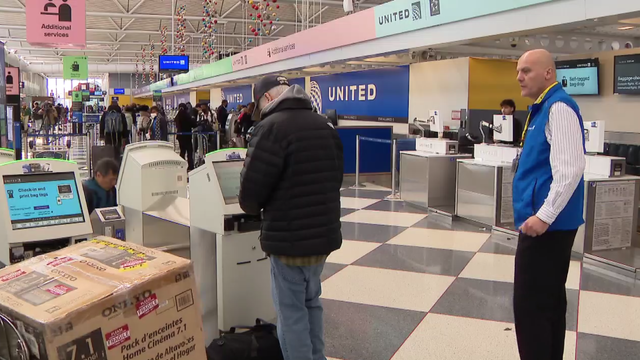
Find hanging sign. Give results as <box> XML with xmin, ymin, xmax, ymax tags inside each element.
<box><xmin>63</xmin><ymin>56</ymin><xmax>88</xmax><ymax>80</ymax></box>
<box><xmin>72</xmin><ymin>91</ymin><xmax>82</xmax><ymax>102</ymax></box>
<box><xmin>26</xmin><ymin>0</ymin><xmax>87</xmax><ymax>48</ymax></box>
<box><xmin>5</xmin><ymin>67</ymin><xmax>20</xmax><ymax>96</ymax></box>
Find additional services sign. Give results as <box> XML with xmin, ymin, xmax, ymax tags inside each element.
<box><xmin>374</xmin><ymin>0</ymin><xmax>553</xmax><ymax>38</ymax></box>
<box><xmin>221</xmin><ymin>85</ymin><xmax>253</xmax><ymax>110</ymax></box>
<box><xmin>26</xmin><ymin>0</ymin><xmax>86</xmax><ymax>48</ymax></box>
<box><xmin>309</xmin><ymin>66</ymin><xmax>409</xmax><ymax>123</ymax></box>
<box><xmin>5</xmin><ymin>67</ymin><xmax>20</xmax><ymax>96</ymax></box>
<box><xmin>63</xmin><ymin>56</ymin><xmax>88</xmax><ymax>80</ymax></box>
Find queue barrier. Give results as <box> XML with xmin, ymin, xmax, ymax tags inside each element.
<box><xmin>354</xmin><ymin>135</ymin><xmax>399</xmax><ymax>197</ymax></box>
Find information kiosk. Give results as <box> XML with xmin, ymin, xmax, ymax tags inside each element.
<box><xmin>189</xmin><ymin>148</ymin><xmax>274</xmax><ymax>343</ymax></box>
<box><xmin>0</xmin><ymin>159</ymin><xmax>93</xmax><ymax>265</ymax></box>
<box><xmin>117</xmin><ymin>142</ymin><xmax>190</xmax><ymax>258</ymax></box>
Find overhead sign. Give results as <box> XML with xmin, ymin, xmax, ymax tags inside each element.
<box><xmin>309</xmin><ymin>66</ymin><xmax>410</xmax><ymax>123</ymax></box>
<box><xmin>113</xmin><ymin>88</ymin><xmax>125</xmax><ymax>95</ymax></box>
<box><xmin>5</xmin><ymin>67</ymin><xmax>20</xmax><ymax>96</ymax></box>
<box><xmin>26</xmin><ymin>0</ymin><xmax>86</xmax><ymax>48</ymax></box>
<box><xmin>72</xmin><ymin>91</ymin><xmax>82</xmax><ymax>102</ymax></box>
<box><xmin>63</xmin><ymin>56</ymin><xmax>88</xmax><ymax>80</ymax></box>
<box><xmin>159</xmin><ymin>55</ymin><xmax>190</xmax><ymax>73</ymax></box>
<box><xmin>221</xmin><ymin>85</ymin><xmax>253</xmax><ymax>110</ymax></box>
<box><xmin>374</xmin><ymin>0</ymin><xmax>553</xmax><ymax>38</ymax></box>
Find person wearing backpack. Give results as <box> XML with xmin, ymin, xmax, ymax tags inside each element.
<box><xmin>100</xmin><ymin>101</ymin><xmax>127</xmax><ymax>160</ymax></box>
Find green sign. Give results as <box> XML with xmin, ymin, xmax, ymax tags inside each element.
<box><xmin>72</xmin><ymin>91</ymin><xmax>82</xmax><ymax>102</ymax></box>
<box><xmin>374</xmin><ymin>0</ymin><xmax>553</xmax><ymax>38</ymax></box>
<box><xmin>63</xmin><ymin>56</ymin><xmax>89</xmax><ymax>80</ymax></box>
<box><xmin>82</xmin><ymin>90</ymin><xmax>90</xmax><ymax>102</ymax></box>
<box><xmin>153</xmin><ymin>90</ymin><xmax>162</xmax><ymax>102</ymax></box>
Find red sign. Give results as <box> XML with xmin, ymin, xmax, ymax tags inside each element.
<box><xmin>0</xmin><ymin>270</ymin><xmax>26</xmax><ymax>282</ymax></box>
<box><xmin>5</xmin><ymin>67</ymin><xmax>19</xmax><ymax>96</ymax></box>
<box><xmin>135</xmin><ymin>293</ymin><xmax>159</xmax><ymax>319</ymax></box>
<box><xmin>105</xmin><ymin>325</ymin><xmax>131</xmax><ymax>350</ymax></box>
<box><xmin>26</xmin><ymin>0</ymin><xmax>86</xmax><ymax>48</ymax></box>
<box><xmin>45</xmin><ymin>284</ymin><xmax>72</xmax><ymax>296</ymax></box>
<box><xmin>47</xmin><ymin>256</ymin><xmax>75</xmax><ymax>268</ymax></box>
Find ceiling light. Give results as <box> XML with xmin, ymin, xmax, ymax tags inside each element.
<box><xmin>618</xmin><ymin>26</ymin><xmax>635</xmax><ymax>30</ymax></box>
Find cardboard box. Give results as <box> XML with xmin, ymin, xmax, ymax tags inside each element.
<box><xmin>0</xmin><ymin>236</ymin><xmax>206</xmax><ymax>360</ymax></box>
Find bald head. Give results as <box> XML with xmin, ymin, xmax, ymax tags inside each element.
<box><xmin>517</xmin><ymin>49</ymin><xmax>557</xmax><ymax>100</ymax></box>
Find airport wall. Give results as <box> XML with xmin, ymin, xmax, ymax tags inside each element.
<box><xmin>468</xmin><ymin>58</ymin><xmax>532</xmax><ymax>112</ymax></box>
<box><xmin>559</xmin><ymin>48</ymin><xmax>640</xmax><ymax>133</ymax></box>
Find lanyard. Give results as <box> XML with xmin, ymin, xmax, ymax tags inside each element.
<box><xmin>519</xmin><ymin>82</ymin><xmax>558</xmax><ymax>147</ymax></box>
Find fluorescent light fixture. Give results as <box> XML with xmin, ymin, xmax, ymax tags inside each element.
<box><xmin>618</xmin><ymin>26</ymin><xmax>635</xmax><ymax>30</ymax></box>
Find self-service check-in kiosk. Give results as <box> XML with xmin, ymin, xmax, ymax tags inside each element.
<box><xmin>189</xmin><ymin>148</ymin><xmax>274</xmax><ymax>343</ymax></box>
<box><xmin>117</xmin><ymin>141</ymin><xmax>190</xmax><ymax>258</ymax></box>
<box><xmin>0</xmin><ymin>159</ymin><xmax>93</xmax><ymax>266</ymax></box>
<box><xmin>89</xmin><ymin>207</ymin><xmax>126</xmax><ymax>239</ymax></box>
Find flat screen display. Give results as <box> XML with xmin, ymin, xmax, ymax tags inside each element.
<box><xmin>159</xmin><ymin>55</ymin><xmax>190</xmax><ymax>73</ymax></box>
<box><xmin>614</xmin><ymin>54</ymin><xmax>640</xmax><ymax>94</ymax></box>
<box><xmin>555</xmin><ymin>58</ymin><xmax>600</xmax><ymax>95</ymax></box>
<box><xmin>3</xmin><ymin>172</ymin><xmax>85</xmax><ymax>230</ymax></box>
<box><xmin>113</xmin><ymin>88</ymin><xmax>125</xmax><ymax>95</ymax></box>
<box><xmin>212</xmin><ymin>160</ymin><xmax>244</xmax><ymax>205</ymax></box>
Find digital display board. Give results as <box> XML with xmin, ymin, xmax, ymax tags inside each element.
<box><xmin>113</xmin><ymin>88</ymin><xmax>125</xmax><ymax>95</ymax></box>
<box><xmin>614</xmin><ymin>54</ymin><xmax>640</xmax><ymax>95</ymax></box>
<box><xmin>3</xmin><ymin>172</ymin><xmax>85</xmax><ymax>230</ymax></box>
<box><xmin>159</xmin><ymin>55</ymin><xmax>190</xmax><ymax>74</ymax></box>
<box><xmin>212</xmin><ymin>160</ymin><xmax>243</xmax><ymax>205</ymax></box>
<box><xmin>555</xmin><ymin>58</ymin><xmax>600</xmax><ymax>95</ymax></box>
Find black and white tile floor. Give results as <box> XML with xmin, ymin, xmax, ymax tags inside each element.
<box><xmin>322</xmin><ymin>186</ymin><xmax>640</xmax><ymax>360</ymax></box>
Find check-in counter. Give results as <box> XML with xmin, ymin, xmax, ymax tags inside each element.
<box><xmin>400</xmin><ymin>151</ymin><xmax>472</xmax><ymax>214</ymax></box>
<box><xmin>576</xmin><ymin>174</ymin><xmax>640</xmax><ymax>274</ymax></box>
<box><xmin>455</xmin><ymin>159</ymin><xmax>516</xmax><ymax>232</ymax></box>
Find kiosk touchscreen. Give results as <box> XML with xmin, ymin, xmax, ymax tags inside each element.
<box><xmin>190</xmin><ymin>148</ymin><xmax>274</xmax><ymax>342</ymax></box>
<box><xmin>117</xmin><ymin>141</ymin><xmax>189</xmax><ymax>257</ymax></box>
<box><xmin>0</xmin><ymin>159</ymin><xmax>93</xmax><ymax>265</ymax></box>
<box><xmin>492</xmin><ymin>115</ymin><xmax>514</xmax><ymax>143</ymax></box>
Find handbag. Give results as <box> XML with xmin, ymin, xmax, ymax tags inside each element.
<box><xmin>206</xmin><ymin>319</ymin><xmax>284</xmax><ymax>360</ymax></box>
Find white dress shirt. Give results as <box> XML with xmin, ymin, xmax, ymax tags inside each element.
<box><xmin>536</xmin><ymin>102</ymin><xmax>586</xmax><ymax>225</ymax></box>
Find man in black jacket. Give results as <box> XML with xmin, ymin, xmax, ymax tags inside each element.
<box><xmin>239</xmin><ymin>75</ymin><xmax>343</xmax><ymax>360</ymax></box>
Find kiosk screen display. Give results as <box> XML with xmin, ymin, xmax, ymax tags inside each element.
<box><xmin>614</xmin><ymin>54</ymin><xmax>640</xmax><ymax>94</ymax></box>
<box><xmin>3</xmin><ymin>172</ymin><xmax>85</xmax><ymax>230</ymax></box>
<box><xmin>212</xmin><ymin>160</ymin><xmax>244</xmax><ymax>205</ymax></box>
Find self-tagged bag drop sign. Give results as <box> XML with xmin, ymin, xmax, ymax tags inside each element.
<box><xmin>72</xmin><ymin>61</ymin><xmax>80</xmax><ymax>72</ymax></box>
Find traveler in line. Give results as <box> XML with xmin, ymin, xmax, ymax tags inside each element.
<box><xmin>239</xmin><ymin>75</ymin><xmax>344</xmax><ymax>360</ymax></box>
<box><xmin>100</xmin><ymin>101</ymin><xmax>128</xmax><ymax>160</ymax></box>
<box><xmin>512</xmin><ymin>49</ymin><xmax>586</xmax><ymax>360</ymax></box>
<box><xmin>175</xmin><ymin>103</ymin><xmax>197</xmax><ymax>170</ymax></box>
<box><xmin>149</xmin><ymin>106</ymin><xmax>169</xmax><ymax>141</ymax></box>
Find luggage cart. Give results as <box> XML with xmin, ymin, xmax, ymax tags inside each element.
<box><xmin>0</xmin><ymin>313</ymin><xmax>30</xmax><ymax>360</ymax></box>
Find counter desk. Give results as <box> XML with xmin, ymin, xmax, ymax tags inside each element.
<box><xmin>455</xmin><ymin>159</ymin><xmax>516</xmax><ymax>233</ymax></box>
<box><xmin>399</xmin><ymin>151</ymin><xmax>472</xmax><ymax>214</ymax></box>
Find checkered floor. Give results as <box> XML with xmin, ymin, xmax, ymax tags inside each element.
<box><xmin>321</xmin><ymin>186</ymin><xmax>640</xmax><ymax>360</ymax></box>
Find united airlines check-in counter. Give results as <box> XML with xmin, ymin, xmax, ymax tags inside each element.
<box><xmin>189</xmin><ymin>148</ymin><xmax>274</xmax><ymax>344</ymax></box>
<box><xmin>116</xmin><ymin>141</ymin><xmax>190</xmax><ymax>258</ymax></box>
<box><xmin>0</xmin><ymin>159</ymin><xmax>93</xmax><ymax>266</ymax></box>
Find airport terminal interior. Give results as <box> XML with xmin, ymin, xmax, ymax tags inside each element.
<box><xmin>1</xmin><ymin>0</ymin><xmax>640</xmax><ymax>359</ymax></box>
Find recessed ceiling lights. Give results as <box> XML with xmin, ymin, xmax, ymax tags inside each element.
<box><xmin>618</xmin><ymin>26</ymin><xmax>635</xmax><ymax>30</ymax></box>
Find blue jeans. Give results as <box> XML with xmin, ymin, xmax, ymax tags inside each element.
<box><xmin>270</xmin><ymin>256</ymin><xmax>326</xmax><ymax>360</ymax></box>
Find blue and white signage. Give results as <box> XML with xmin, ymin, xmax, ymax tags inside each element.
<box><xmin>159</xmin><ymin>55</ymin><xmax>190</xmax><ymax>73</ymax></box>
<box><xmin>288</xmin><ymin>77</ymin><xmax>305</xmax><ymax>89</ymax></box>
<box><xmin>113</xmin><ymin>88</ymin><xmax>125</xmax><ymax>95</ymax></box>
<box><xmin>221</xmin><ymin>85</ymin><xmax>253</xmax><ymax>110</ymax></box>
<box><xmin>310</xmin><ymin>66</ymin><xmax>409</xmax><ymax>123</ymax></box>
<box><xmin>556</xmin><ymin>58</ymin><xmax>600</xmax><ymax>95</ymax></box>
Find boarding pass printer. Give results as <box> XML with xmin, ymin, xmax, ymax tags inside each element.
<box><xmin>189</xmin><ymin>148</ymin><xmax>274</xmax><ymax>343</ymax></box>
<box><xmin>117</xmin><ymin>141</ymin><xmax>190</xmax><ymax>258</ymax></box>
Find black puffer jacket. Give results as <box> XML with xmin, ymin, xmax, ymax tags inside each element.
<box><xmin>239</xmin><ymin>85</ymin><xmax>344</xmax><ymax>257</ymax></box>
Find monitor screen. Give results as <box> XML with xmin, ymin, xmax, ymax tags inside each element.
<box><xmin>3</xmin><ymin>172</ymin><xmax>85</xmax><ymax>230</ymax></box>
<box><xmin>159</xmin><ymin>55</ymin><xmax>190</xmax><ymax>74</ymax></box>
<box><xmin>113</xmin><ymin>88</ymin><xmax>125</xmax><ymax>95</ymax></box>
<box><xmin>555</xmin><ymin>58</ymin><xmax>600</xmax><ymax>95</ymax></box>
<box><xmin>614</xmin><ymin>54</ymin><xmax>640</xmax><ymax>94</ymax></box>
<box><xmin>212</xmin><ymin>160</ymin><xmax>244</xmax><ymax>205</ymax></box>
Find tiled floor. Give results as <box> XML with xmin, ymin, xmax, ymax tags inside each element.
<box><xmin>321</xmin><ymin>187</ymin><xmax>640</xmax><ymax>360</ymax></box>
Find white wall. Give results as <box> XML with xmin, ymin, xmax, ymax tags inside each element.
<box><xmin>559</xmin><ymin>48</ymin><xmax>640</xmax><ymax>133</ymax></box>
<box><xmin>409</xmin><ymin>58</ymin><xmax>470</xmax><ymax>130</ymax></box>
<box><xmin>210</xmin><ymin>88</ymin><xmax>222</xmax><ymax>105</ymax></box>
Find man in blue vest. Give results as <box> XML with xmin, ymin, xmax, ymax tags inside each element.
<box><xmin>512</xmin><ymin>49</ymin><xmax>586</xmax><ymax>360</ymax></box>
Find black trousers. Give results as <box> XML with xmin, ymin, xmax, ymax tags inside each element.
<box><xmin>514</xmin><ymin>229</ymin><xmax>577</xmax><ymax>360</ymax></box>
<box><xmin>178</xmin><ymin>137</ymin><xmax>194</xmax><ymax>171</ymax></box>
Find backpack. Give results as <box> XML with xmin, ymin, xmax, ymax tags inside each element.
<box><xmin>206</xmin><ymin>319</ymin><xmax>284</xmax><ymax>360</ymax></box>
<box><xmin>104</xmin><ymin>110</ymin><xmax>123</xmax><ymax>134</ymax></box>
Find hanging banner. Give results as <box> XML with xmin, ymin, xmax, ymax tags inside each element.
<box><xmin>221</xmin><ymin>85</ymin><xmax>253</xmax><ymax>110</ymax></box>
<box><xmin>63</xmin><ymin>56</ymin><xmax>88</xmax><ymax>80</ymax></box>
<box><xmin>374</xmin><ymin>0</ymin><xmax>553</xmax><ymax>38</ymax></box>
<box><xmin>72</xmin><ymin>91</ymin><xmax>82</xmax><ymax>102</ymax></box>
<box><xmin>5</xmin><ymin>67</ymin><xmax>20</xmax><ymax>96</ymax></box>
<box><xmin>309</xmin><ymin>66</ymin><xmax>410</xmax><ymax>123</ymax></box>
<box><xmin>26</xmin><ymin>0</ymin><xmax>87</xmax><ymax>48</ymax></box>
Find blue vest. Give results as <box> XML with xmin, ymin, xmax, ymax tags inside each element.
<box><xmin>512</xmin><ymin>83</ymin><xmax>585</xmax><ymax>231</ymax></box>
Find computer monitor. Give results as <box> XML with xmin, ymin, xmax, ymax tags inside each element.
<box><xmin>493</xmin><ymin>115</ymin><xmax>514</xmax><ymax>143</ymax></box>
<box><xmin>3</xmin><ymin>172</ymin><xmax>85</xmax><ymax>230</ymax></box>
<box><xmin>584</xmin><ymin>121</ymin><xmax>605</xmax><ymax>153</ymax></box>
<box><xmin>212</xmin><ymin>160</ymin><xmax>244</xmax><ymax>205</ymax></box>
<box><xmin>429</xmin><ymin>110</ymin><xmax>444</xmax><ymax>133</ymax></box>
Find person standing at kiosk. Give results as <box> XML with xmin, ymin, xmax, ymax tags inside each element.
<box><xmin>239</xmin><ymin>75</ymin><xmax>343</xmax><ymax>360</ymax></box>
<box><xmin>512</xmin><ymin>49</ymin><xmax>585</xmax><ymax>360</ymax></box>
<box><xmin>82</xmin><ymin>158</ymin><xmax>119</xmax><ymax>215</ymax></box>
